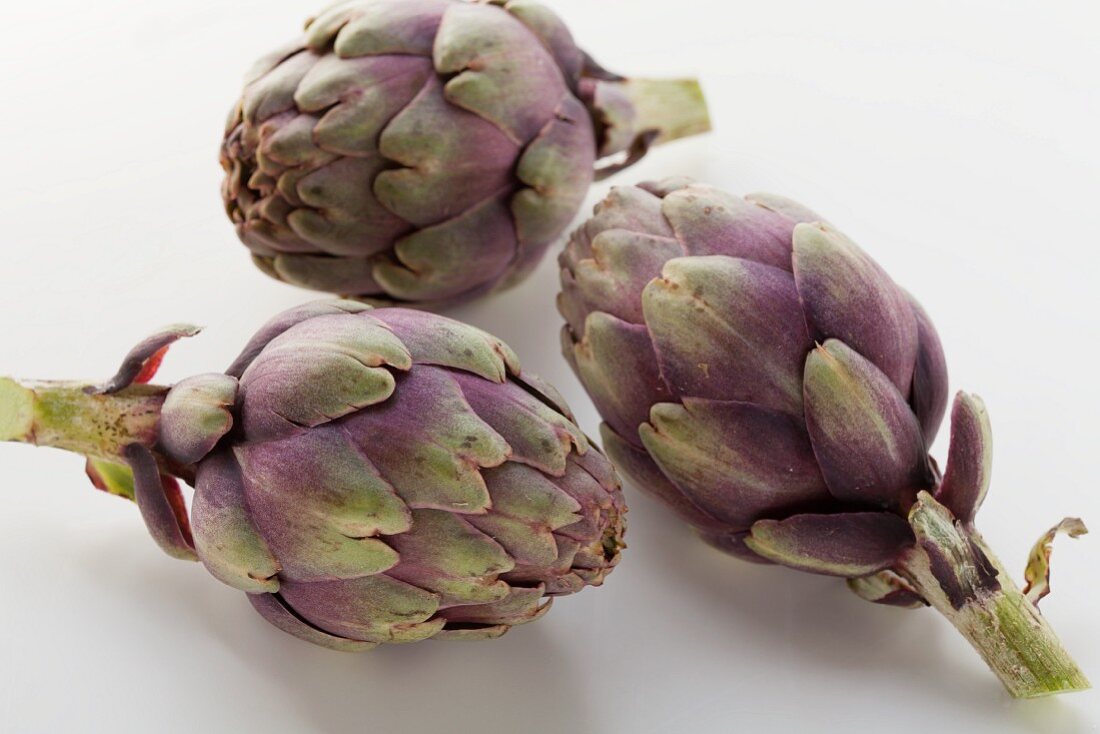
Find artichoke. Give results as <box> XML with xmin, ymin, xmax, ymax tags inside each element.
<box><xmin>0</xmin><ymin>301</ymin><xmax>625</xmax><ymax>650</ymax></box>
<box><xmin>558</xmin><ymin>178</ymin><xmax>1088</xmax><ymax>697</ymax></box>
<box><xmin>221</xmin><ymin>0</ymin><xmax>710</xmax><ymax>307</ymax></box>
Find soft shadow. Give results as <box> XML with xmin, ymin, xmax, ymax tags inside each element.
<box><xmin>201</xmin><ymin>601</ymin><xmax>594</xmax><ymax>734</ymax></box>
<box><xmin>441</xmin><ymin>211</ymin><xmax>1092</xmax><ymax>730</ymax></box>
<box><xmin>79</xmin><ymin>531</ymin><xmax>595</xmax><ymax>734</ymax></box>
<box><xmin>619</xmin><ymin>490</ymin><xmax>1093</xmax><ymax>732</ymax></box>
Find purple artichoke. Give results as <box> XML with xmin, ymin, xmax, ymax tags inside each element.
<box><xmin>558</xmin><ymin>178</ymin><xmax>1088</xmax><ymax>697</ymax></box>
<box><xmin>0</xmin><ymin>301</ymin><xmax>625</xmax><ymax>650</ymax></box>
<box><xmin>221</xmin><ymin>0</ymin><xmax>710</xmax><ymax>307</ymax></box>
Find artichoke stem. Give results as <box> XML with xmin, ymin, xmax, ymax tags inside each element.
<box><xmin>618</xmin><ymin>78</ymin><xmax>711</xmax><ymax>145</ymax></box>
<box><xmin>0</xmin><ymin>377</ymin><xmax>167</xmax><ymax>463</ymax></box>
<box><xmin>897</xmin><ymin>492</ymin><xmax>1089</xmax><ymax>698</ymax></box>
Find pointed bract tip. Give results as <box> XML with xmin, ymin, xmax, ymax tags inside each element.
<box><xmin>0</xmin><ymin>378</ymin><xmax>34</xmax><ymax>443</ymax></box>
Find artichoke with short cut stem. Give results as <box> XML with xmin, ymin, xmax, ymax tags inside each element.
<box><xmin>221</xmin><ymin>0</ymin><xmax>710</xmax><ymax>308</ymax></box>
<box><xmin>1</xmin><ymin>301</ymin><xmax>626</xmax><ymax>650</ymax></box>
<box><xmin>558</xmin><ymin>177</ymin><xmax>1088</xmax><ymax>698</ymax></box>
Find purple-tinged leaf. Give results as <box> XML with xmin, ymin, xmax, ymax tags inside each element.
<box><xmin>279</xmin><ymin>575</ymin><xmax>443</xmax><ymax>643</ymax></box>
<box><xmin>935</xmin><ymin>392</ymin><xmax>992</xmax><ymax>524</ymax></box>
<box><xmin>238</xmin><ymin>313</ymin><xmax>411</xmax><ymax>441</ymax></box>
<box><xmin>235</xmin><ymin>426</ymin><xmax>407</xmax><ymax>582</ymax></box>
<box><xmin>453</xmin><ymin>372</ymin><xmax>586</xmax><ymax>476</ymax></box>
<box><xmin>435</xmin><ymin>1</ymin><xmax>570</xmax><ymax>145</ymax></box>
<box><xmin>371</xmin><ymin>308</ymin><xmax>519</xmax><ymax>383</ymax></box>
<box><xmin>599</xmin><ymin>423</ymin><xmax>727</xmax><ymax>536</ymax></box>
<box><xmin>793</xmin><ymin>223</ymin><xmax>918</xmax><ymax>395</ymax></box>
<box><xmin>643</xmin><ymin>256</ymin><xmax>810</xmax><ymax>413</ymax></box>
<box><xmin>803</xmin><ymin>340</ymin><xmax>933</xmax><ymax>509</ymax></box>
<box><xmin>512</xmin><ymin>95</ymin><xmax>596</xmax><ymax>253</ymax></box>
<box><xmin>159</xmin><ymin>374</ymin><xmax>239</xmax><ymax>466</ymax></box>
<box><xmin>562</xmin><ymin>228</ymin><xmax>682</xmax><ymax>331</ymax></box>
<box><xmin>390</xmin><ymin>509</ymin><xmax>514</xmax><ymax>579</ymax></box>
<box><xmin>341</xmin><ymin>366</ymin><xmax>507</xmax><ymax>513</ymax></box>
<box><xmin>565</xmin><ymin>314</ymin><xmax>671</xmax><ymax>448</ymax></box>
<box><xmin>570</xmin><ymin>185</ymin><xmax>674</xmax><ymax>259</ymax></box>
<box><xmin>660</xmin><ymin>185</ymin><xmax>794</xmax><ymax>269</ymax></box>
<box><xmin>373</xmin><ymin>193</ymin><xmax>517</xmax><ymax>303</ymax></box>
<box><xmin>248</xmin><ymin>593</ymin><xmax>378</xmax><ymax>652</ymax></box>
<box><xmin>327</xmin><ymin>0</ymin><xmax>448</xmax><ymax>57</ymax></box>
<box><xmin>227</xmin><ymin>300</ymin><xmax>372</xmax><ymax>378</ymax></box>
<box><xmin>746</xmin><ymin>512</ymin><xmax>914</xmax><ymax>577</ymax></box>
<box><xmin>640</xmin><ymin>398</ymin><xmax>830</xmax><ymax>531</ymax></box>
<box><xmin>907</xmin><ymin>295</ymin><xmax>949</xmax><ymax>445</ymax></box>
<box><xmin>745</xmin><ymin>193</ymin><xmax>824</xmax><ymax>225</ymax></box>
<box><xmin>93</xmin><ymin>325</ymin><xmax>201</xmax><ymax>395</ymax></box>
<box><xmin>192</xmin><ymin>451</ymin><xmax>280</xmax><ymax>594</ymax></box>
<box><xmin>436</xmin><ymin>584</ymin><xmax>549</xmax><ymax>627</ymax></box>
<box><xmin>376</xmin><ymin>75</ymin><xmax>518</xmax><ymax>225</ymax></box>
<box><xmin>124</xmin><ymin>444</ymin><xmax>197</xmax><ymax>562</ymax></box>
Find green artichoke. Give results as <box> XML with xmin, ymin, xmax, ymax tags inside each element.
<box><xmin>558</xmin><ymin>178</ymin><xmax>1088</xmax><ymax>698</ymax></box>
<box><xmin>0</xmin><ymin>301</ymin><xmax>625</xmax><ymax>649</ymax></box>
<box><xmin>221</xmin><ymin>0</ymin><xmax>710</xmax><ymax>307</ymax></box>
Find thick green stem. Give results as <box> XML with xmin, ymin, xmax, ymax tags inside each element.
<box><xmin>0</xmin><ymin>377</ymin><xmax>166</xmax><ymax>462</ymax></box>
<box><xmin>898</xmin><ymin>492</ymin><xmax>1089</xmax><ymax>698</ymax></box>
<box><xmin>587</xmin><ymin>77</ymin><xmax>711</xmax><ymax>172</ymax></box>
<box><xmin>1</xmin><ymin>371</ymin><xmax>198</xmax><ymax>562</ymax></box>
<box><xmin>617</xmin><ymin>78</ymin><xmax>711</xmax><ymax>145</ymax></box>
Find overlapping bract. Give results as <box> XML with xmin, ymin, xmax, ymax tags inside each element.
<box><xmin>559</xmin><ymin>178</ymin><xmax>974</xmax><ymax>596</ymax></box>
<box><xmin>159</xmin><ymin>301</ymin><xmax>625</xmax><ymax>649</ymax></box>
<box><xmin>221</xmin><ymin>0</ymin><xmax>656</xmax><ymax>306</ymax></box>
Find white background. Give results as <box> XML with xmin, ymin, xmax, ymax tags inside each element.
<box><xmin>0</xmin><ymin>1</ymin><xmax>1097</xmax><ymax>731</ymax></box>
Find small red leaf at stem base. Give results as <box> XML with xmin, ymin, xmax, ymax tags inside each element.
<box><xmin>161</xmin><ymin>473</ymin><xmax>195</xmax><ymax>549</ymax></box>
<box><xmin>84</xmin><ymin>458</ymin><xmax>137</xmax><ymax>501</ymax></box>
<box><xmin>134</xmin><ymin>346</ymin><xmax>170</xmax><ymax>385</ymax></box>
<box><xmin>86</xmin><ymin>460</ymin><xmax>108</xmax><ymax>492</ymax></box>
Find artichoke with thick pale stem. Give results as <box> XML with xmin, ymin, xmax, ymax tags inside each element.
<box><xmin>0</xmin><ymin>301</ymin><xmax>625</xmax><ymax>650</ymax></box>
<box><xmin>221</xmin><ymin>0</ymin><xmax>710</xmax><ymax>307</ymax></box>
<box><xmin>558</xmin><ymin>178</ymin><xmax>1088</xmax><ymax>697</ymax></box>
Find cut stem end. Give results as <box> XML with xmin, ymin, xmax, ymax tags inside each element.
<box><xmin>0</xmin><ymin>378</ymin><xmax>35</xmax><ymax>443</ymax></box>
<box><xmin>900</xmin><ymin>492</ymin><xmax>1089</xmax><ymax>698</ymax></box>
<box><xmin>622</xmin><ymin>78</ymin><xmax>712</xmax><ymax>145</ymax></box>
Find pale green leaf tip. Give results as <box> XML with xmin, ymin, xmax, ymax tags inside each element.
<box><xmin>87</xmin><ymin>458</ymin><xmax>137</xmax><ymax>502</ymax></box>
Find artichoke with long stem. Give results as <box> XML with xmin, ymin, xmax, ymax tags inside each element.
<box><xmin>558</xmin><ymin>178</ymin><xmax>1088</xmax><ymax>698</ymax></box>
<box><xmin>0</xmin><ymin>301</ymin><xmax>625</xmax><ymax>650</ymax></box>
<box><xmin>221</xmin><ymin>0</ymin><xmax>710</xmax><ymax>307</ymax></box>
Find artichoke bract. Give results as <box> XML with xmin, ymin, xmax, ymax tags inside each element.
<box><xmin>0</xmin><ymin>301</ymin><xmax>625</xmax><ymax>650</ymax></box>
<box><xmin>558</xmin><ymin>178</ymin><xmax>1088</xmax><ymax>698</ymax></box>
<box><xmin>221</xmin><ymin>0</ymin><xmax>711</xmax><ymax>307</ymax></box>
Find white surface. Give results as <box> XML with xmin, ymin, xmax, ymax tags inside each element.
<box><xmin>0</xmin><ymin>1</ymin><xmax>1097</xmax><ymax>731</ymax></box>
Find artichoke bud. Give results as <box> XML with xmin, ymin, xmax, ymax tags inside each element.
<box><xmin>221</xmin><ymin>0</ymin><xmax>710</xmax><ymax>307</ymax></box>
<box><xmin>1</xmin><ymin>301</ymin><xmax>626</xmax><ymax>650</ymax></box>
<box><xmin>559</xmin><ymin>177</ymin><xmax>1088</xmax><ymax>697</ymax></box>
